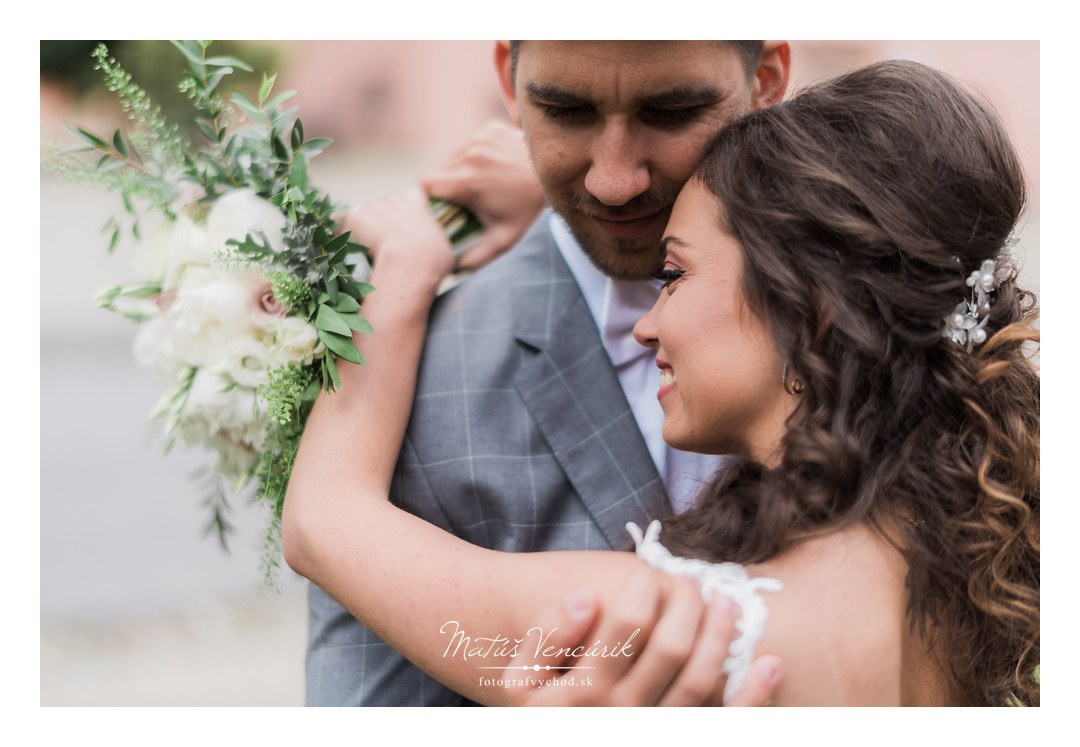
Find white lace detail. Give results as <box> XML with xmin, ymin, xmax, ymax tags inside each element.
<box><xmin>627</xmin><ymin>520</ymin><xmax>783</xmax><ymax>702</ymax></box>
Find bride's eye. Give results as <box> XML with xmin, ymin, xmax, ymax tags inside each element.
<box><xmin>653</xmin><ymin>267</ymin><xmax>684</xmax><ymax>291</ymax></box>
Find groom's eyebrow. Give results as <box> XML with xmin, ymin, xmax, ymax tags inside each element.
<box><xmin>524</xmin><ymin>82</ymin><xmax>725</xmax><ymax>109</ymax></box>
<box><xmin>638</xmin><ymin>85</ymin><xmax>725</xmax><ymax>109</ymax></box>
<box><xmin>524</xmin><ymin>82</ymin><xmax>589</xmax><ymax>106</ymax></box>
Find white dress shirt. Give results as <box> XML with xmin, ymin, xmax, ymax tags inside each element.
<box><xmin>551</xmin><ymin>215</ymin><xmax>724</xmax><ymax>513</ymax></box>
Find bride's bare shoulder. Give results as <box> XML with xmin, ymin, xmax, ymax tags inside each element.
<box><xmin>749</xmin><ymin>522</ymin><xmax>919</xmax><ymax>705</ymax></box>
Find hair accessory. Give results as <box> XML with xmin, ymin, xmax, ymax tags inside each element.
<box><xmin>942</xmin><ymin>255</ymin><xmax>1007</xmax><ymax>352</ymax></box>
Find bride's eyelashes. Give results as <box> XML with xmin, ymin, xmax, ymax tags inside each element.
<box><xmin>653</xmin><ymin>267</ymin><xmax>684</xmax><ymax>291</ymax></box>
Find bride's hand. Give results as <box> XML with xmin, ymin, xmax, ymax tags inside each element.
<box><xmin>504</xmin><ymin>566</ymin><xmax>781</xmax><ymax>706</ymax></box>
<box><xmin>343</xmin><ymin>188</ymin><xmax>455</xmax><ymax>291</ymax></box>
<box><xmin>421</xmin><ymin>120</ymin><xmax>544</xmax><ymax>272</ymax></box>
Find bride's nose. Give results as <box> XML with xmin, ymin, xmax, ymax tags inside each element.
<box><xmin>633</xmin><ymin>296</ymin><xmax>663</xmax><ymax>349</ymax></box>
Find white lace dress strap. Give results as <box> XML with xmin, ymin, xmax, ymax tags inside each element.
<box><xmin>627</xmin><ymin>520</ymin><xmax>783</xmax><ymax>702</ymax></box>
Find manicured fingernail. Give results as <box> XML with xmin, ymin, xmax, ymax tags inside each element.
<box><xmin>564</xmin><ymin>587</ymin><xmax>596</xmax><ymax>618</ymax></box>
<box><xmin>761</xmin><ymin>658</ymin><xmax>780</xmax><ymax>685</ymax></box>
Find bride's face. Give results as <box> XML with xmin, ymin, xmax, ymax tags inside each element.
<box><xmin>633</xmin><ymin>180</ymin><xmax>794</xmax><ymax>461</ymax></box>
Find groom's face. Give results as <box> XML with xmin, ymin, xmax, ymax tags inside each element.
<box><xmin>498</xmin><ymin>41</ymin><xmax>778</xmax><ymax>281</ymax></box>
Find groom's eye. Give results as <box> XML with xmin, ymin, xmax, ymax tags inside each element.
<box><xmin>540</xmin><ymin>104</ymin><xmax>593</xmax><ymax>123</ymax></box>
<box><xmin>641</xmin><ymin>107</ymin><xmax>704</xmax><ymax>128</ymax></box>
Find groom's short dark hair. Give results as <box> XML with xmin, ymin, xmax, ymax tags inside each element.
<box><xmin>508</xmin><ymin>40</ymin><xmax>764</xmax><ymax>85</ymax></box>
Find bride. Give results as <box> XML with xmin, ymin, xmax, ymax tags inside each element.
<box><xmin>282</xmin><ymin>59</ymin><xmax>1039</xmax><ymax>706</ymax></box>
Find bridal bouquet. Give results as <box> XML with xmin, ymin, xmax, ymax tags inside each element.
<box><xmin>46</xmin><ymin>41</ymin><xmax>479</xmax><ymax>585</ymax></box>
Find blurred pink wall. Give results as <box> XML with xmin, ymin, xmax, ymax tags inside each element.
<box><xmin>788</xmin><ymin>41</ymin><xmax>1039</xmax><ymax>210</ymax></box>
<box><xmin>41</xmin><ymin>41</ymin><xmax>1039</xmax><ymax>211</ymax></box>
<box><xmin>277</xmin><ymin>40</ymin><xmax>1039</xmax><ymax>211</ymax></box>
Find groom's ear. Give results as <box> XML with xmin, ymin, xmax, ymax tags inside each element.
<box><xmin>494</xmin><ymin>41</ymin><xmax>522</xmax><ymax>127</ymax></box>
<box><xmin>750</xmin><ymin>41</ymin><xmax>791</xmax><ymax>110</ymax></box>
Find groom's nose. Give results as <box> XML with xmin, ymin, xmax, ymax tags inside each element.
<box><xmin>584</xmin><ymin>122</ymin><xmax>651</xmax><ymax>207</ymax></box>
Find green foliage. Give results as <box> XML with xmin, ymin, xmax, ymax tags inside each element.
<box><xmin>47</xmin><ymin>41</ymin><xmax>479</xmax><ymax>588</ymax></box>
<box><xmin>266</xmin><ymin>269</ymin><xmax>310</xmax><ymax>313</ymax></box>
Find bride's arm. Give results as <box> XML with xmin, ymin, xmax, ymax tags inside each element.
<box><xmin>282</xmin><ymin>191</ymin><xmax>692</xmax><ymax>703</ymax></box>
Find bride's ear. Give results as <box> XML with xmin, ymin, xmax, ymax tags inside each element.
<box><xmin>494</xmin><ymin>41</ymin><xmax>522</xmax><ymax>127</ymax></box>
<box><xmin>751</xmin><ymin>41</ymin><xmax>791</xmax><ymax>110</ymax></box>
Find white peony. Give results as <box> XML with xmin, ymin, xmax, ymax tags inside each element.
<box><xmin>266</xmin><ymin>315</ymin><xmax>323</xmax><ymax>368</ymax></box>
<box><xmin>206</xmin><ymin>188</ymin><xmax>286</xmax><ymax>256</ymax></box>
<box><xmin>181</xmin><ymin>367</ymin><xmax>267</xmax><ymax>452</ymax></box>
<box><xmin>166</xmin><ymin>265</ymin><xmax>270</xmax><ymax>367</ymax></box>
<box><xmin>133</xmin><ymin>316</ymin><xmax>185</xmax><ymax>381</ymax></box>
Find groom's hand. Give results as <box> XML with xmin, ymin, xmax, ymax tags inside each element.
<box><xmin>504</xmin><ymin>566</ymin><xmax>781</xmax><ymax>706</ymax></box>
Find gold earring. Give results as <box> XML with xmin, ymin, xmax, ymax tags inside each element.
<box><xmin>782</xmin><ymin>362</ymin><xmax>805</xmax><ymax>395</ymax></box>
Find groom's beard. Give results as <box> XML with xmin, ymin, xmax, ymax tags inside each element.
<box><xmin>552</xmin><ymin>188</ymin><xmax>679</xmax><ymax>282</ymax></box>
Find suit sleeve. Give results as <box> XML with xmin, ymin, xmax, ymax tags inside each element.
<box><xmin>303</xmin><ymin>432</ymin><xmax>474</xmax><ymax>706</ymax></box>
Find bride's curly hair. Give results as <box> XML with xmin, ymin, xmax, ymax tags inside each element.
<box><xmin>659</xmin><ymin>60</ymin><xmax>1039</xmax><ymax>706</ymax></box>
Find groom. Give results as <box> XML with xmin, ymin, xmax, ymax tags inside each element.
<box><xmin>305</xmin><ymin>40</ymin><xmax>791</xmax><ymax>706</ymax></box>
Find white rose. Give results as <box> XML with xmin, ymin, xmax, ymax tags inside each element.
<box><xmin>266</xmin><ymin>316</ymin><xmax>322</xmax><ymax>367</ymax></box>
<box><xmin>206</xmin><ymin>189</ymin><xmax>287</xmax><ymax>257</ymax></box>
<box><xmin>217</xmin><ymin>337</ymin><xmax>274</xmax><ymax>389</ymax></box>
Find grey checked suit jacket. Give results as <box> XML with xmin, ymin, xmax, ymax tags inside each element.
<box><xmin>305</xmin><ymin>211</ymin><xmax>672</xmax><ymax>706</ymax></box>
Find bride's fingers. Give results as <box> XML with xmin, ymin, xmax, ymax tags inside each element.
<box><xmin>340</xmin><ymin>189</ymin><xmax>452</xmax><ymax>271</ymax></box>
<box><xmin>656</xmin><ymin>594</ymin><xmax>739</xmax><ymax>706</ymax></box>
<box><xmin>583</xmin><ymin>565</ymin><xmax>664</xmax><ymax>692</ymax></box>
<box><xmin>502</xmin><ymin>587</ymin><xmax>599</xmax><ymax>704</ymax></box>
<box><xmin>609</xmin><ymin>576</ymin><xmax>704</xmax><ymax>705</ymax></box>
<box><xmin>723</xmin><ymin>655</ymin><xmax>782</xmax><ymax>707</ymax></box>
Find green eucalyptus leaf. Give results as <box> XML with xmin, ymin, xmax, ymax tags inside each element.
<box><xmin>325</xmin><ymin>231</ymin><xmax>350</xmax><ymax>254</ymax></box>
<box><xmin>265</xmin><ymin>90</ymin><xmax>297</xmax><ymax>110</ymax></box>
<box><xmin>332</xmin><ymin>295</ymin><xmax>361</xmax><ymax>314</ymax></box>
<box><xmin>323</xmin><ymin>352</ymin><xmax>342</xmax><ymax>391</ymax></box>
<box><xmin>289</xmin><ymin>157</ymin><xmax>308</xmax><ymax>192</ymax></box>
<box><xmin>206</xmin><ymin>67</ymin><xmax>231</xmax><ymax>93</ymax></box>
<box><xmin>271</xmin><ymin>134</ymin><xmax>289</xmax><ymax>160</ymax></box>
<box><xmin>319</xmin><ymin>330</ymin><xmax>364</xmax><ymax>365</ymax></box>
<box><xmin>315</xmin><ymin>304</ymin><xmax>352</xmax><ymax>337</ymax></box>
<box><xmin>342</xmin><ymin>313</ymin><xmax>374</xmax><ymax>335</ymax></box>
<box><xmin>195</xmin><ymin>119</ymin><xmax>217</xmax><ymax>142</ymax></box>
<box><xmin>205</xmin><ymin>55</ymin><xmax>254</xmax><ymax>71</ymax></box>
<box><xmin>259</xmin><ymin>72</ymin><xmax>277</xmax><ymax>103</ymax></box>
<box><xmin>232</xmin><ymin>91</ymin><xmax>263</xmax><ymax>123</ymax></box>
<box><xmin>112</xmin><ymin>129</ymin><xmax>127</xmax><ymax>158</ymax></box>
<box><xmin>356</xmin><ymin>282</ymin><xmax>375</xmax><ymax>298</ymax></box>
<box><xmin>300</xmin><ymin>137</ymin><xmax>333</xmax><ymax>154</ymax></box>
<box><xmin>74</xmin><ymin>127</ymin><xmax>110</xmax><ymax>151</ymax></box>
<box><xmin>170</xmin><ymin>40</ymin><xmax>206</xmax><ymax>66</ymax></box>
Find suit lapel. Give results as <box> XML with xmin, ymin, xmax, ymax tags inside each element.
<box><xmin>511</xmin><ymin>223</ymin><xmax>671</xmax><ymax>550</ymax></box>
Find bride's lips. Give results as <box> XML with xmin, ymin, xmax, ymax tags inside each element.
<box><xmin>591</xmin><ymin>212</ymin><xmax>664</xmax><ymax>239</ymax></box>
<box><xmin>656</xmin><ymin>359</ymin><xmax>676</xmax><ymax>401</ymax></box>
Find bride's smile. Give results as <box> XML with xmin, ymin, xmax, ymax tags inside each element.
<box><xmin>634</xmin><ymin>181</ymin><xmax>795</xmax><ymax>462</ymax></box>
